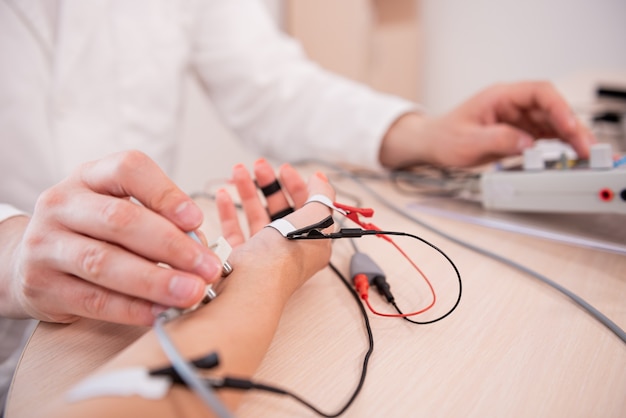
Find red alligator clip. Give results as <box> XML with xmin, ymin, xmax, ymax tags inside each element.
<box><xmin>332</xmin><ymin>202</ymin><xmax>388</xmax><ymax>240</ymax></box>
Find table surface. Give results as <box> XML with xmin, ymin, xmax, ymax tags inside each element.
<box><xmin>6</xmin><ymin>166</ymin><xmax>626</xmax><ymax>418</ymax></box>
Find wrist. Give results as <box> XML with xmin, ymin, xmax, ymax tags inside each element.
<box><xmin>379</xmin><ymin>112</ymin><xmax>433</xmax><ymax>169</ymax></box>
<box><xmin>217</xmin><ymin>200</ymin><xmax>333</xmax><ymax>304</ymax></box>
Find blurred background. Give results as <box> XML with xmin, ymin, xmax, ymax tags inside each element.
<box><xmin>174</xmin><ymin>0</ymin><xmax>626</xmax><ymax>192</ymax></box>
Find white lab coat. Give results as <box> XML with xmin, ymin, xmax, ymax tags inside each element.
<box><xmin>0</xmin><ymin>0</ymin><xmax>416</xmax><ymax>408</ymax></box>
<box><xmin>0</xmin><ymin>0</ymin><xmax>415</xmax><ymax>215</ymax></box>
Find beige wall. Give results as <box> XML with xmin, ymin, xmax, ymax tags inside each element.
<box><xmin>285</xmin><ymin>0</ymin><xmax>421</xmax><ymax>101</ymax></box>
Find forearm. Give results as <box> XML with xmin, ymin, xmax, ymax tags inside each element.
<box><xmin>45</xmin><ymin>228</ymin><xmax>315</xmax><ymax>417</ymax></box>
<box><xmin>0</xmin><ymin>215</ymin><xmax>29</xmax><ymax>318</ymax></box>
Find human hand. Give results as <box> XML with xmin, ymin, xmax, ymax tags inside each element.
<box><xmin>2</xmin><ymin>151</ymin><xmax>223</xmax><ymax>325</ymax></box>
<box><xmin>215</xmin><ymin>159</ymin><xmax>335</xmax><ymax>293</ymax></box>
<box><xmin>379</xmin><ymin>81</ymin><xmax>595</xmax><ymax>168</ymax></box>
<box><xmin>216</xmin><ymin>159</ymin><xmax>311</xmax><ymax>246</ymax></box>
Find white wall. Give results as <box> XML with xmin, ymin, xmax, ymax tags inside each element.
<box><xmin>420</xmin><ymin>0</ymin><xmax>626</xmax><ymax>113</ymax></box>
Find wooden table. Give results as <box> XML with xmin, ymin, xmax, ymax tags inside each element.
<box><xmin>6</xmin><ymin>168</ymin><xmax>626</xmax><ymax>417</ymax></box>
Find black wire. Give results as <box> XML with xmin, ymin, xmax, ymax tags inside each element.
<box><xmin>325</xmin><ymin>262</ymin><xmax>375</xmax><ymax>416</ymax></box>
<box><xmin>321</xmin><ymin>161</ymin><xmax>626</xmax><ymax>344</ymax></box>
<box><xmin>377</xmin><ymin>230</ymin><xmax>463</xmax><ymax>325</ymax></box>
<box><xmin>389</xmin><ymin>167</ymin><xmax>479</xmax><ymax>198</ymax></box>
<box><xmin>290</xmin><ymin>228</ymin><xmax>463</xmax><ymax>325</ymax></box>
<box><xmin>209</xmin><ymin>262</ymin><xmax>374</xmax><ymax>417</ymax></box>
<box><xmin>348</xmin><ymin>231</ymin><xmax>462</xmax><ymax>325</ymax></box>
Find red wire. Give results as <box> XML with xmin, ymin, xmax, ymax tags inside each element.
<box><xmin>359</xmin><ymin>237</ymin><xmax>437</xmax><ymax>318</ymax></box>
<box><xmin>355</xmin><ymin>235</ymin><xmax>437</xmax><ymax>318</ymax></box>
<box><xmin>337</xmin><ymin>202</ymin><xmax>438</xmax><ymax>318</ymax></box>
<box><xmin>342</xmin><ymin>217</ymin><xmax>437</xmax><ymax>318</ymax></box>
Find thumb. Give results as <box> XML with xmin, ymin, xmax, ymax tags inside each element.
<box><xmin>479</xmin><ymin>124</ymin><xmax>534</xmax><ymax>158</ymax></box>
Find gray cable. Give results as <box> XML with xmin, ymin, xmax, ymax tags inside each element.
<box><xmin>154</xmin><ymin>315</ymin><xmax>234</xmax><ymax>418</ymax></box>
<box><xmin>304</xmin><ymin>159</ymin><xmax>626</xmax><ymax>344</ymax></box>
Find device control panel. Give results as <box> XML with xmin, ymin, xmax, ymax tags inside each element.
<box><xmin>480</xmin><ymin>143</ymin><xmax>626</xmax><ymax>214</ymax></box>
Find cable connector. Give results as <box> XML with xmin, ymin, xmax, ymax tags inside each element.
<box><xmin>371</xmin><ymin>276</ymin><xmax>394</xmax><ymax>304</ymax></box>
<box><xmin>350</xmin><ymin>252</ymin><xmax>394</xmax><ymax>303</ymax></box>
<box><xmin>353</xmin><ymin>274</ymin><xmax>370</xmax><ymax>300</ymax></box>
<box><xmin>150</xmin><ymin>352</ymin><xmax>220</xmax><ymax>385</ymax></box>
<box><xmin>162</xmin><ymin>235</ymin><xmax>233</xmax><ymax>320</ymax></box>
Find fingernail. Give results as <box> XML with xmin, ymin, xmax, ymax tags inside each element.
<box><xmin>254</xmin><ymin>158</ymin><xmax>267</xmax><ymax>165</ymax></box>
<box><xmin>175</xmin><ymin>200</ymin><xmax>202</xmax><ymax>225</ymax></box>
<box><xmin>315</xmin><ymin>171</ymin><xmax>328</xmax><ymax>182</ymax></box>
<box><xmin>169</xmin><ymin>275</ymin><xmax>203</xmax><ymax>302</ymax></box>
<box><xmin>215</xmin><ymin>188</ymin><xmax>227</xmax><ymax>201</ymax></box>
<box><xmin>517</xmin><ymin>135</ymin><xmax>533</xmax><ymax>151</ymax></box>
<box><xmin>195</xmin><ymin>253</ymin><xmax>220</xmax><ymax>281</ymax></box>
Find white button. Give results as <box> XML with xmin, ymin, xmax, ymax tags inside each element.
<box><xmin>523</xmin><ymin>148</ymin><xmax>545</xmax><ymax>171</ymax></box>
<box><xmin>589</xmin><ymin>143</ymin><xmax>613</xmax><ymax>169</ymax></box>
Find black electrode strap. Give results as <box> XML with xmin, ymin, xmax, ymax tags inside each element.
<box><xmin>270</xmin><ymin>206</ymin><xmax>295</xmax><ymax>221</ymax></box>
<box><xmin>258</xmin><ymin>179</ymin><xmax>282</xmax><ymax>197</ymax></box>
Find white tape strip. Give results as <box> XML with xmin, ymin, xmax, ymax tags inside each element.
<box><xmin>67</xmin><ymin>368</ymin><xmax>171</xmax><ymax>402</ymax></box>
<box><xmin>266</xmin><ymin>218</ymin><xmax>297</xmax><ymax>237</ymax></box>
<box><xmin>304</xmin><ymin>194</ymin><xmax>345</xmax><ymax>215</ymax></box>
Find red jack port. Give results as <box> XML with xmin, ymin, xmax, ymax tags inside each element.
<box><xmin>598</xmin><ymin>188</ymin><xmax>614</xmax><ymax>202</ymax></box>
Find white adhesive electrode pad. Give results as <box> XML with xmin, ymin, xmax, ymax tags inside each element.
<box><xmin>67</xmin><ymin>368</ymin><xmax>171</xmax><ymax>402</ymax></box>
<box><xmin>267</xmin><ymin>194</ymin><xmax>338</xmax><ymax>237</ymax></box>
<box><xmin>267</xmin><ymin>218</ymin><xmax>297</xmax><ymax>237</ymax></box>
<box><xmin>305</xmin><ymin>194</ymin><xmax>345</xmax><ymax>214</ymax></box>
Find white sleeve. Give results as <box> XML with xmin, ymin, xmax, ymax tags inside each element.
<box><xmin>0</xmin><ymin>204</ymin><xmax>27</xmax><ymax>223</ymax></box>
<box><xmin>189</xmin><ymin>0</ymin><xmax>419</xmax><ymax>168</ymax></box>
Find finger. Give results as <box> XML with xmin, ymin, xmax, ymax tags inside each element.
<box><xmin>478</xmin><ymin>124</ymin><xmax>535</xmax><ymax>158</ymax></box>
<box><xmin>524</xmin><ymin>108</ymin><xmax>558</xmax><ymax>138</ymax></box>
<box><xmin>570</xmin><ymin>117</ymin><xmax>597</xmax><ymax>159</ymax></box>
<box><xmin>253</xmin><ymin>158</ymin><xmax>294</xmax><ymax>218</ymax></box>
<box><xmin>38</xmin><ymin>230</ymin><xmax>207</xmax><ymax>309</ymax></box>
<box><xmin>216</xmin><ymin>188</ymin><xmax>247</xmax><ymax>248</ymax></box>
<box><xmin>79</xmin><ymin>150</ymin><xmax>204</xmax><ymax>231</ymax></box>
<box><xmin>232</xmin><ymin>163</ymin><xmax>272</xmax><ymax>234</ymax></box>
<box><xmin>272</xmin><ymin>171</ymin><xmax>336</xmax><ymax>233</ymax></box>
<box><xmin>501</xmin><ymin>82</ymin><xmax>593</xmax><ymax>158</ymax></box>
<box><xmin>51</xmin><ymin>190</ymin><xmax>222</xmax><ymax>284</ymax></box>
<box><xmin>32</xmin><ymin>273</ymin><xmax>159</xmax><ymax>325</ymax></box>
<box><xmin>308</xmin><ymin>171</ymin><xmax>335</xmax><ymax>201</ymax></box>
<box><xmin>278</xmin><ymin>163</ymin><xmax>309</xmax><ymax>208</ymax></box>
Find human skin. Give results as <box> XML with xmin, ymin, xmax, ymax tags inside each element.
<box><xmin>0</xmin><ymin>151</ymin><xmax>224</xmax><ymax>324</ymax></box>
<box><xmin>379</xmin><ymin>81</ymin><xmax>594</xmax><ymax>169</ymax></box>
<box><xmin>41</xmin><ymin>163</ymin><xmax>336</xmax><ymax>418</ymax></box>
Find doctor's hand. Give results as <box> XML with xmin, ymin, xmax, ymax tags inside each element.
<box><xmin>379</xmin><ymin>81</ymin><xmax>595</xmax><ymax>169</ymax></box>
<box><xmin>0</xmin><ymin>151</ymin><xmax>223</xmax><ymax>325</ymax></box>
